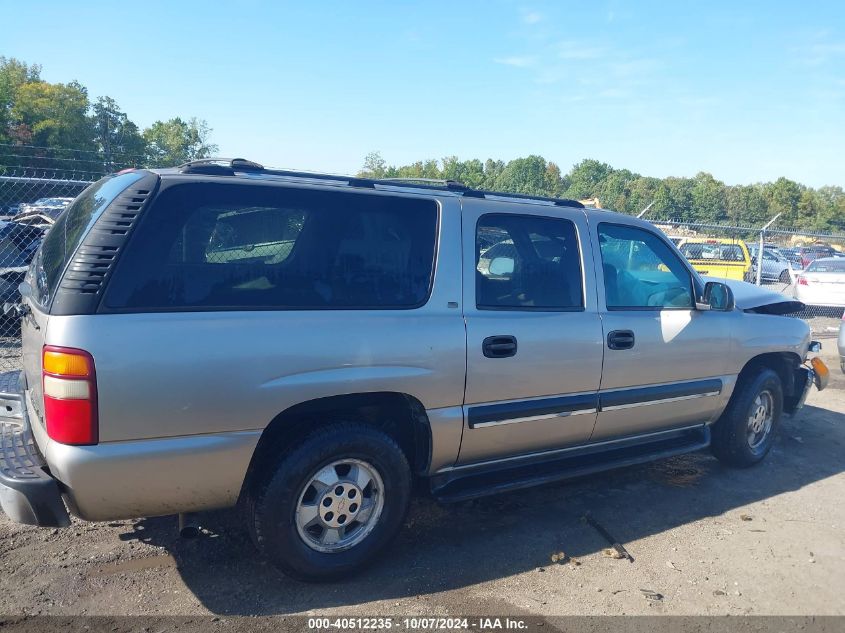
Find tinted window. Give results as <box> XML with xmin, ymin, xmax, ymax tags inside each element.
<box><xmin>476</xmin><ymin>214</ymin><xmax>583</xmax><ymax>310</ymax></box>
<box><xmin>31</xmin><ymin>172</ymin><xmax>145</xmax><ymax>308</ymax></box>
<box><xmin>104</xmin><ymin>184</ymin><xmax>437</xmax><ymax>310</ymax></box>
<box><xmin>599</xmin><ymin>223</ymin><xmax>693</xmax><ymax>309</ymax></box>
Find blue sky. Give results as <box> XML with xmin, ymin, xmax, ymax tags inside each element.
<box><xmin>4</xmin><ymin>1</ymin><xmax>845</xmax><ymax>186</ymax></box>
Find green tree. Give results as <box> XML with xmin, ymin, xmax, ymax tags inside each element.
<box><xmin>653</xmin><ymin>177</ymin><xmax>694</xmax><ymax>221</ymax></box>
<box><xmin>482</xmin><ymin>159</ymin><xmax>505</xmax><ymax>189</ymax></box>
<box><xmin>143</xmin><ymin>117</ymin><xmax>217</xmax><ymax>167</ymax></box>
<box><xmin>441</xmin><ymin>156</ymin><xmax>486</xmax><ymax>188</ymax></box>
<box><xmin>11</xmin><ymin>79</ymin><xmax>94</xmax><ymax>150</ymax></box>
<box><xmin>726</xmin><ymin>184</ymin><xmax>768</xmax><ymax>225</ymax></box>
<box><xmin>0</xmin><ymin>57</ymin><xmax>41</xmax><ymax>145</ymax></box>
<box><xmin>358</xmin><ymin>150</ymin><xmax>387</xmax><ymax>178</ymax></box>
<box><xmin>92</xmin><ymin>96</ymin><xmax>146</xmax><ymax>170</ymax></box>
<box><xmin>690</xmin><ymin>172</ymin><xmax>727</xmax><ymax>223</ymax></box>
<box><xmin>494</xmin><ymin>155</ymin><xmax>552</xmax><ymax>196</ymax></box>
<box><xmin>564</xmin><ymin>159</ymin><xmax>613</xmax><ymax>200</ymax></box>
<box><xmin>598</xmin><ymin>168</ymin><xmax>637</xmax><ymax>213</ymax></box>
<box><xmin>764</xmin><ymin>177</ymin><xmax>802</xmax><ymax>226</ymax></box>
<box><xmin>626</xmin><ymin>176</ymin><xmax>661</xmax><ymax>216</ymax></box>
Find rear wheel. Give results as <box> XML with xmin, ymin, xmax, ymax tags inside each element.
<box><xmin>246</xmin><ymin>422</ymin><xmax>412</xmax><ymax>582</ymax></box>
<box><xmin>779</xmin><ymin>269</ymin><xmax>791</xmax><ymax>284</ymax></box>
<box><xmin>711</xmin><ymin>368</ymin><xmax>783</xmax><ymax>467</ymax></box>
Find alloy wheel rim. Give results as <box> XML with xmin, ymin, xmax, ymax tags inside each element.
<box><xmin>747</xmin><ymin>389</ymin><xmax>774</xmax><ymax>451</ymax></box>
<box><xmin>294</xmin><ymin>458</ymin><xmax>384</xmax><ymax>553</ymax></box>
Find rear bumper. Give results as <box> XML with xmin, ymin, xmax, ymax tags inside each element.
<box><xmin>0</xmin><ymin>371</ymin><xmax>70</xmax><ymax>527</ymax></box>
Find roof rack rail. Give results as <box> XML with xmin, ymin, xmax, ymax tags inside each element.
<box><xmin>179</xmin><ymin>158</ymin><xmax>265</xmax><ymax>175</ymax></box>
<box><xmin>176</xmin><ymin>158</ymin><xmax>584</xmax><ymax>208</ymax></box>
<box><xmin>469</xmin><ymin>189</ymin><xmax>584</xmax><ymax>208</ymax></box>
<box><xmin>379</xmin><ymin>177</ymin><xmax>471</xmax><ymax>191</ymax></box>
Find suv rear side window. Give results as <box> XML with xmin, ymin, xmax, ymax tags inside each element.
<box><xmin>476</xmin><ymin>214</ymin><xmax>583</xmax><ymax>310</ymax></box>
<box><xmin>103</xmin><ymin>184</ymin><xmax>438</xmax><ymax>311</ymax></box>
<box><xmin>31</xmin><ymin>172</ymin><xmax>145</xmax><ymax>308</ymax></box>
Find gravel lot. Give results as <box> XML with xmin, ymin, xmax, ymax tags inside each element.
<box><xmin>1</xmin><ymin>345</ymin><xmax>843</xmax><ymax>618</ymax></box>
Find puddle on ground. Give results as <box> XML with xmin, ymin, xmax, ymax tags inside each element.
<box><xmin>90</xmin><ymin>554</ymin><xmax>177</xmax><ymax>577</ymax></box>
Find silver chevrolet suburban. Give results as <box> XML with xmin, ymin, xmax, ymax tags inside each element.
<box><xmin>0</xmin><ymin>159</ymin><xmax>828</xmax><ymax>581</ymax></box>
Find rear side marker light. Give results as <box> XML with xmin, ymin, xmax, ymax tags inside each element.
<box><xmin>42</xmin><ymin>346</ymin><xmax>98</xmax><ymax>445</ymax></box>
<box><xmin>797</xmin><ymin>276</ymin><xmax>809</xmax><ymax>286</ymax></box>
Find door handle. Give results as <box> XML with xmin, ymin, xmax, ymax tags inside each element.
<box><xmin>482</xmin><ymin>335</ymin><xmax>518</xmax><ymax>358</ymax></box>
<box><xmin>607</xmin><ymin>330</ymin><xmax>635</xmax><ymax>351</ymax></box>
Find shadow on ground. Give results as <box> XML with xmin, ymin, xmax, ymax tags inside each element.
<box><xmin>118</xmin><ymin>403</ymin><xmax>845</xmax><ymax>615</ymax></box>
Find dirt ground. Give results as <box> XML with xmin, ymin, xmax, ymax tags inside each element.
<box><xmin>1</xmin><ymin>346</ymin><xmax>844</xmax><ymax>618</ymax></box>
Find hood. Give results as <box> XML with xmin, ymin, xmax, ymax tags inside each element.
<box><xmin>702</xmin><ymin>277</ymin><xmax>804</xmax><ymax>315</ymax></box>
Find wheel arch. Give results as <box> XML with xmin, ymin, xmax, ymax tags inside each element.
<box><xmin>736</xmin><ymin>351</ymin><xmax>803</xmax><ymax>410</ymax></box>
<box><xmin>239</xmin><ymin>391</ymin><xmax>432</xmax><ymax>501</ymax></box>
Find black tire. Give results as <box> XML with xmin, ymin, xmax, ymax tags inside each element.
<box><xmin>246</xmin><ymin>422</ymin><xmax>412</xmax><ymax>582</ymax></box>
<box><xmin>711</xmin><ymin>368</ymin><xmax>783</xmax><ymax>468</ymax></box>
<box><xmin>779</xmin><ymin>270</ymin><xmax>791</xmax><ymax>284</ymax></box>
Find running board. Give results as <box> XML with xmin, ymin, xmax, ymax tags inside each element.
<box><xmin>431</xmin><ymin>426</ymin><xmax>711</xmax><ymax>503</ymax></box>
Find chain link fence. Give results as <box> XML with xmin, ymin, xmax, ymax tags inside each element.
<box><xmin>652</xmin><ymin>217</ymin><xmax>845</xmax><ymax>338</ymax></box>
<box><xmin>0</xmin><ymin>169</ymin><xmax>842</xmax><ymax>373</ymax></box>
<box><xmin>0</xmin><ymin>169</ymin><xmax>94</xmax><ymax>373</ymax></box>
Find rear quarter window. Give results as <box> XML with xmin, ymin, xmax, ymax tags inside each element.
<box><xmin>103</xmin><ymin>183</ymin><xmax>438</xmax><ymax>311</ymax></box>
<box><xmin>30</xmin><ymin>172</ymin><xmax>145</xmax><ymax>309</ymax></box>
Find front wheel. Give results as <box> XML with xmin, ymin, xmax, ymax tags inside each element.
<box><xmin>711</xmin><ymin>368</ymin><xmax>783</xmax><ymax>467</ymax></box>
<box><xmin>246</xmin><ymin>422</ymin><xmax>412</xmax><ymax>582</ymax></box>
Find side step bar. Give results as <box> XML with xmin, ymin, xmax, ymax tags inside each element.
<box><xmin>431</xmin><ymin>425</ymin><xmax>711</xmax><ymax>503</ymax></box>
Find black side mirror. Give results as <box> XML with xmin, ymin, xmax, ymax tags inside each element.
<box><xmin>696</xmin><ymin>281</ymin><xmax>735</xmax><ymax>312</ymax></box>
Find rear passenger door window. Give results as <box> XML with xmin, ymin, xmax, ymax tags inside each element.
<box><xmin>598</xmin><ymin>223</ymin><xmax>693</xmax><ymax>309</ymax></box>
<box><xmin>476</xmin><ymin>214</ymin><xmax>583</xmax><ymax>310</ymax></box>
<box><xmin>103</xmin><ymin>185</ymin><xmax>438</xmax><ymax>311</ymax></box>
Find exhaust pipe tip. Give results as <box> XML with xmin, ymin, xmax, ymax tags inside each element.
<box><xmin>178</xmin><ymin>513</ymin><xmax>201</xmax><ymax>539</ymax></box>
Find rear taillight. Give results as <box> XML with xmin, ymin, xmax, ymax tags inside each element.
<box><xmin>797</xmin><ymin>276</ymin><xmax>809</xmax><ymax>286</ymax></box>
<box><xmin>42</xmin><ymin>346</ymin><xmax>98</xmax><ymax>445</ymax></box>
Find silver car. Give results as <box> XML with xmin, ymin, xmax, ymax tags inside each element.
<box><xmin>748</xmin><ymin>245</ymin><xmax>796</xmax><ymax>284</ymax></box>
<box><xmin>0</xmin><ymin>159</ymin><xmax>827</xmax><ymax>581</ymax></box>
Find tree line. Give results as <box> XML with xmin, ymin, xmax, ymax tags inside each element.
<box><xmin>358</xmin><ymin>152</ymin><xmax>845</xmax><ymax>234</ymax></box>
<box><xmin>0</xmin><ymin>57</ymin><xmax>217</xmax><ymax>175</ymax></box>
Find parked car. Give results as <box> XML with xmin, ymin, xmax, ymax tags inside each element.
<box><xmin>779</xmin><ymin>247</ymin><xmax>805</xmax><ymax>270</ymax></box>
<box><xmin>748</xmin><ymin>244</ymin><xmax>795</xmax><ymax>284</ymax></box>
<box><xmin>838</xmin><ymin>314</ymin><xmax>845</xmax><ymax>373</ymax></box>
<box><xmin>17</xmin><ymin>197</ymin><xmax>74</xmax><ymax>215</ymax></box>
<box><xmin>12</xmin><ymin>197</ymin><xmax>74</xmax><ymax>228</ymax></box>
<box><xmin>794</xmin><ymin>257</ymin><xmax>845</xmax><ymax>309</ymax></box>
<box><xmin>677</xmin><ymin>237</ymin><xmax>752</xmax><ymax>281</ymax></box>
<box><xmin>796</xmin><ymin>244</ymin><xmax>837</xmax><ymax>269</ymax></box>
<box><xmin>0</xmin><ymin>160</ymin><xmax>827</xmax><ymax>581</ymax></box>
<box><xmin>0</xmin><ymin>221</ymin><xmax>47</xmax><ymax>308</ymax></box>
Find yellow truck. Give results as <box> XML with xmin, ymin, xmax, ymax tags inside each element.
<box><xmin>677</xmin><ymin>238</ymin><xmax>752</xmax><ymax>281</ymax></box>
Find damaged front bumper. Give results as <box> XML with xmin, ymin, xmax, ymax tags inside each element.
<box><xmin>792</xmin><ymin>356</ymin><xmax>828</xmax><ymax>413</ymax></box>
